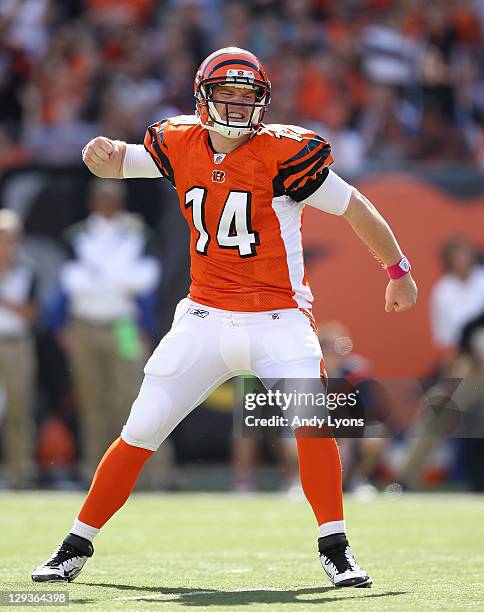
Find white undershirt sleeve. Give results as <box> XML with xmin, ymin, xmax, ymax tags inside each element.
<box><xmin>123</xmin><ymin>144</ymin><xmax>161</xmax><ymax>178</ymax></box>
<box><xmin>300</xmin><ymin>169</ymin><xmax>353</xmax><ymax>215</ymax></box>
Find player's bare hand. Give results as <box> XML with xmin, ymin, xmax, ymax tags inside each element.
<box><xmin>385</xmin><ymin>274</ymin><xmax>418</xmax><ymax>313</ymax></box>
<box><xmin>82</xmin><ymin>137</ymin><xmax>114</xmax><ymax>165</ymax></box>
<box><xmin>82</xmin><ymin>137</ymin><xmax>125</xmax><ymax>178</ymax></box>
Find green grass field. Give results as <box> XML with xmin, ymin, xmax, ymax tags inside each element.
<box><xmin>1</xmin><ymin>492</ymin><xmax>483</xmax><ymax>610</ymax></box>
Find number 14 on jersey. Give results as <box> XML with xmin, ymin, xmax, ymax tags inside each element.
<box><xmin>184</xmin><ymin>187</ymin><xmax>259</xmax><ymax>258</ymax></box>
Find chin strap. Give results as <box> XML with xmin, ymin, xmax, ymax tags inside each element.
<box><xmin>200</xmin><ymin>120</ymin><xmax>253</xmax><ymax>139</ymax></box>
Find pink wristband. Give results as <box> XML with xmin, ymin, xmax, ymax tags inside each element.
<box><xmin>386</xmin><ymin>256</ymin><xmax>411</xmax><ymax>279</ymax></box>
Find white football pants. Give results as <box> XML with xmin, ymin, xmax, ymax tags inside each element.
<box><xmin>121</xmin><ymin>298</ymin><xmax>324</xmax><ymax>451</ymax></box>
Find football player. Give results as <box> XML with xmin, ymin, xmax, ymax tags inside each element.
<box><xmin>32</xmin><ymin>48</ymin><xmax>417</xmax><ymax>588</ymax></box>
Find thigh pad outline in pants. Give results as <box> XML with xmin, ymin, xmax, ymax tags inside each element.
<box><xmin>122</xmin><ymin>314</ymin><xmax>233</xmax><ymax>451</ymax></box>
<box><xmin>254</xmin><ymin>316</ymin><xmax>328</xmax><ymax>428</ymax></box>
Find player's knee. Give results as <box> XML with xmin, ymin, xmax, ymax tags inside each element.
<box><xmin>122</xmin><ymin>377</ymin><xmax>173</xmax><ymax>450</ymax></box>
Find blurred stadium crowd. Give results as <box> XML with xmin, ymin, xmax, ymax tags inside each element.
<box><xmin>0</xmin><ymin>0</ymin><xmax>483</xmax><ymax>493</ymax></box>
<box><xmin>1</xmin><ymin>0</ymin><xmax>484</xmax><ymax>175</ymax></box>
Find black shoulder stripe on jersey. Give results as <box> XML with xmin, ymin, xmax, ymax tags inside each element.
<box><xmin>279</xmin><ymin>135</ymin><xmax>327</xmax><ymax>167</ymax></box>
<box><xmin>146</xmin><ymin>124</ymin><xmax>175</xmax><ymax>185</ymax></box>
<box><xmin>148</xmin><ymin>119</ymin><xmax>169</xmax><ymax>141</ymax></box>
<box><xmin>208</xmin><ymin>59</ymin><xmax>260</xmax><ymax>77</ymax></box>
<box><xmin>144</xmin><ymin>143</ymin><xmax>167</xmax><ymax>179</ymax></box>
<box><xmin>152</xmin><ymin>142</ymin><xmax>175</xmax><ymax>184</ymax></box>
<box><xmin>278</xmin><ymin>145</ymin><xmax>331</xmax><ymax>184</ymax></box>
<box><xmin>272</xmin><ymin>173</ymin><xmax>285</xmax><ymax>198</ymax></box>
<box><xmin>288</xmin><ymin>167</ymin><xmax>330</xmax><ymax>202</ymax></box>
<box><xmin>286</xmin><ymin>156</ymin><xmax>330</xmax><ymax>192</ymax></box>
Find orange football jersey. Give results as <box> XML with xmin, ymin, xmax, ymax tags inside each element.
<box><xmin>144</xmin><ymin>116</ymin><xmax>333</xmax><ymax>312</ymax></box>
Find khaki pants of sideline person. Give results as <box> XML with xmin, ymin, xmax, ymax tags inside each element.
<box><xmin>0</xmin><ymin>336</ymin><xmax>36</xmax><ymax>486</ymax></box>
<box><xmin>400</xmin><ymin>354</ymin><xmax>484</xmax><ymax>489</ymax></box>
<box><xmin>400</xmin><ymin>374</ymin><xmax>484</xmax><ymax>489</ymax></box>
<box><xmin>69</xmin><ymin>319</ymin><xmax>176</xmax><ymax>489</ymax></box>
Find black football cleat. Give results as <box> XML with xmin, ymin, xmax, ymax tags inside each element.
<box><xmin>319</xmin><ymin>533</ymin><xmax>372</xmax><ymax>588</ymax></box>
<box><xmin>31</xmin><ymin>533</ymin><xmax>93</xmax><ymax>582</ymax></box>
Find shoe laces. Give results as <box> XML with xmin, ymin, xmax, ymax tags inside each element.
<box><xmin>322</xmin><ymin>544</ymin><xmax>357</xmax><ymax>574</ymax></box>
<box><xmin>45</xmin><ymin>544</ymin><xmax>82</xmax><ymax>567</ymax></box>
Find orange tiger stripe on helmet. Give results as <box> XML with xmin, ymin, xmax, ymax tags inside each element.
<box><xmin>198</xmin><ymin>47</ymin><xmax>267</xmax><ymax>83</ymax></box>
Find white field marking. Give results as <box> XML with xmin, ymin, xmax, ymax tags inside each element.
<box><xmin>113</xmin><ymin>587</ymin><xmax>279</xmax><ymax>602</ymax></box>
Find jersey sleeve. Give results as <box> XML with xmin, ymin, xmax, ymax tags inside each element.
<box><xmin>143</xmin><ymin>119</ymin><xmax>176</xmax><ymax>185</ymax></box>
<box><xmin>272</xmin><ymin>128</ymin><xmax>334</xmax><ymax>202</ymax></box>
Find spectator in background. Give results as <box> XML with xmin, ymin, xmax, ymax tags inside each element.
<box><xmin>400</xmin><ymin>305</ymin><xmax>484</xmax><ymax>492</ymax></box>
<box><xmin>318</xmin><ymin>321</ymin><xmax>387</xmax><ymax>496</ymax></box>
<box><xmin>456</xmin><ymin>309</ymin><xmax>484</xmax><ymax>492</ymax></box>
<box><xmin>107</xmin><ymin>48</ymin><xmax>164</xmax><ymax>137</ymax></box>
<box><xmin>430</xmin><ymin>236</ymin><xmax>484</xmax><ymax>366</ymax></box>
<box><xmin>0</xmin><ymin>209</ymin><xmax>38</xmax><ymax>489</ymax></box>
<box><xmin>1</xmin><ymin>0</ymin><xmax>483</xmax><ymax>172</ymax></box>
<box><xmin>361</xmin><ymin>7</ymin><xmax>418</xmax><ymax>90</ymax></box>
<box><xmin>359</xmin><ymin>4</ymin><xmax>418</xmax><ymax>161</ymax></box>
<box><xmin>360</xmin><ymin>85</ymin><xmax>410</xmax><ymax>165</ymax></box>
<box><xmin>51</xmin><ymin>179</ymin><xmax>165</xmax><ymax>483</ymax></box>
<box><xmin>231</xmin><ymin>376</ymin><xmax>300</xmax><ymax>495</ymax></box>
<box><xmin>0</xmin><ymin>0</ymin><xmax>53</xmax><ymax>61</ymax></box>
<box><xmin>400</xmin><ymin>236</ymin><xmax>484</xmax><ymax>490</ymax></box>
<box><xmin>296</xmin><ymin>50</ymin><xmax>366</xmax><ymax>176</ymax></box>
<box><xmin>0</xmin><ymin>126</ymin><xmax>31</xmax><ymax>173</ymax></box>
<box><xmin>21</xmin><ymin>22</ymin><xmax>99</xmax><ymax>163</ymax></box>
<box><xmin>85</xmin><ymin>0</ymin><xmax>155</xmax><ymax>28</ymax></box>
<box><xmin>0</xmin><ymin>16</ymin><xmax>31</xmax><ymax>130</ymax></box>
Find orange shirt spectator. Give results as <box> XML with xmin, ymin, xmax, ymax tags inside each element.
<box><xmin>86</xmin><ymin>0</ymin><xmax>155</xmax><ymax>25</ymax></box>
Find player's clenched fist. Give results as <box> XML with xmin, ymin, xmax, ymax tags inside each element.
<box><xmin>384</xmin><ymin>275</ymin><xmax>418</xmax><ymax>313</ymax></box>
<box><xmin>82</xmin><ymin>137</ymin><xmax>126</xmax><ymax>178</ymax></box>
<box><xmin>83</xmin><ymin>137</ymin><xmax>114</xmax><ymax>164</ymax></box>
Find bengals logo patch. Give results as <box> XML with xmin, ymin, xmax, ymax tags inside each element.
<box><xmin>212</xmin><ymin>169</ymin><xmax>225</xmax><ymax>183</ymax></box>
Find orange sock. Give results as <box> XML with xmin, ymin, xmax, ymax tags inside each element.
<box><xmin>78</xmin><ymin>437</ymin><xmax>153</xmax><ymax>529</ymax></box>
<box><xmin>295</xmin><ymin>428</ymin><xmax>344</xmax><ymax>526</ymax></box>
